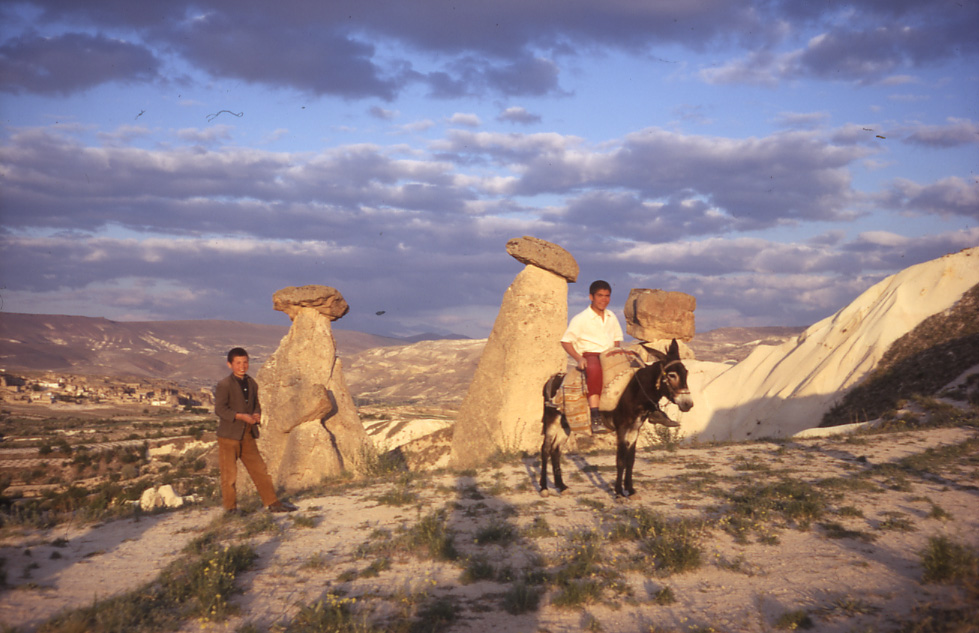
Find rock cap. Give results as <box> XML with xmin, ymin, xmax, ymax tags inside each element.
<box><xmin>624</xmin><ymin>288</ymin><xmax>696</xmax><ymax>342</ymax></box>
<box><xmin>273</xmin><ymin>285</ymin><xmax>349</xmax><ymax>321</ymax></box>
<box><xmin>505</xmin><ymin>236</ymin><xmax>578</xmax><ymax>282</ymax></box>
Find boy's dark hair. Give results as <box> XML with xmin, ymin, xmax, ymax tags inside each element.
<box><xmin>227</xmin><ymin>347</ymin><xmax>249</xmax><ymax>363</ymax></box>
<box><xmin>589</xmin><ymin>280</ymin><xmax>611</xmax><ymax>295</ymax></box>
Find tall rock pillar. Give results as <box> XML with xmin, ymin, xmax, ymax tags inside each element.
<box><xmin>450</xmin><ymin>237</ymin><xmax>578</xmax><ymax>469</ymax></box>
<box><xmin>253</xmin><ymin>285</ymin><xmax>372</xmax><ymax>492</ymax></box>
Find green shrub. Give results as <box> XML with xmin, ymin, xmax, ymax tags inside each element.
<box><xmin>288</xmin><ymin>593</ymin><xmax>378</xmax><ymax>633</ymax></box>
<box><xmin>406</xmin><ymin>509</ymin><xmax>458</xmax><ymax>561</ymax></box>
<box><xmin>460</xmin><ymin>556</ymin><xmax>495</xmax><ymax>584</ymax></box>
<box><xmin>474</xmin><ymin>520</ymin><xmax>517</xmax><ymax>546</ymax></box>
<box><xmin>921</xmin><ymin>535</ymin><xmax>978</xmax><ymax>583</ymax></box>
<box><xmin>775</xmin><ymin>609</ymin><xmax>813</xmax><ymax>630</ymax></box>
<box><xmin>501</xmin><ymin>581</ymin><xmax>542</xmax><ymax>614</ymax></box>
<box><xmin>410</xmin><ymin>596</ymin><xmax>459</xmax><ymax>633</ymax></box>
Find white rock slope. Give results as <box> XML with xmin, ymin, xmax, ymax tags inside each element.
<box><xmin>678</xmin><ymin>247</ymin><xmax>979</xmax><ymax>442</ymax></box>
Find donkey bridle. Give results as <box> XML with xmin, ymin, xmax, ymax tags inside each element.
<box><xmin>636</xmin><ymin>358</ymin><xmax>688</xmax><ymax>408</ymax></box>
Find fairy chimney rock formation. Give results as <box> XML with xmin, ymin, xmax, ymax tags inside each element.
<box><xmin>624</xmin><ymin>288</ymin><xmax>696</xmax><ymax>344</ymax></box>
<box><xmin>250</xmin><ymin>285</ymin><xmax>371</xmax><ymax>492</ymax></box>
<box><xmin>450</xmin><ymin>237</ymin><xmax>573</xmax><ymax>469</ymax></box>
<box><xmin>505</xmin><ymin>236</ymin><xmax>579</xmax><ymax>282</ymax></box>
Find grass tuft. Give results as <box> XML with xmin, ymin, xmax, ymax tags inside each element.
<box><xmin>921</xmin><ymin>535</ymin><xmax>978</xmax><ymax>584</ymax></box>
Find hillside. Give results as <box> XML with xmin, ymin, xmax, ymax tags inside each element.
<box><xmin>0</xmin><ymin>314</ymin><xmax>405</xmax><ymax>388</ymax></box>
<box><xmin>0</xmin><ymin>311</ymin><xmax>800</xmax><ymax>404</ymax></box>
<box><xmin>345</xmin><ymin>339</ymin><xmax>486</xmax><ymax>408</ymax></box>
<box><xmin>822</xmin><ymin>282</ymin><xmax>979</xmax><ymax>426</ymax></box>
<box><xmin>681</xmin><ymin>246</ymin><xmax>979</xmax><ymax>442</ymax></box>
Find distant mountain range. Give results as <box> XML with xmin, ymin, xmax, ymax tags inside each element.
<box><xmin>0</xmin><ymin>312</ymin><xmax>803</xmax><ymax>399</ymax></box>
<box><xmin>0</xmin><ymin>312</ymin><xmax>469</xmax><ymax>389</ymax></box>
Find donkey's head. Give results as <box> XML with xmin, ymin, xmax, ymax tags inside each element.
<box><xmin>641</xmin><ymin>339</ymin><xmax>693</xmax><ymax>412</ymax></box>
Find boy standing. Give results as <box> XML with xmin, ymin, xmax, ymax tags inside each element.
<box><xmin>214</xmin><ymin>347</ymin><xmax>296</xmax><ymax>514</ymax></box>
<box><xmin>560</xmin><ymin>280</ymin><xmax>623</xmax><ymax>434</ymax></box>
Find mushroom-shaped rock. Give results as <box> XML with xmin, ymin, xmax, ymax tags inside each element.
<box><xmin>273</xmin><ymin>285</ymin><xmax>350</xmax><ymax>322</ymax></box>
<box><xmin>506</xmin><ymin>236</ymin><xmax>579</xmax><ymax>282</ymax></box>
<box><xmin>243</xmin><ymin>287</ymin><xmax>372</xmax><ymax>493</ymax></box>
<box><xmin>624</xmin><ymin>289</ymin><xmax>696</xmax><ymax>342</ymax></box>
<box><xmin>451</xmin><ymin>240</ymin><xmax>573</xmax><ymax>469</ymax></box>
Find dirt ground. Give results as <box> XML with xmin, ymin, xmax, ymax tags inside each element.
<box><xmin>1</xmin><ymin>424</ymin><xmax>977</xmax><ymax>633</ymax></box>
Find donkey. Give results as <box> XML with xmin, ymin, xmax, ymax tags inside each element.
<box><xmin>540</xmin><ymin>339</ymin><xmax>693</xmax><ymax>499</ymax></box>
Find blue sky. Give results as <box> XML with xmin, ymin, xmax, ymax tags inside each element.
<box><xmin>1</xmin><ymin>0</ymin><xmax>976</xmax><ymax>339</ymax></box>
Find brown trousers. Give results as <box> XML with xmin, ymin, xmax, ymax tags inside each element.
<box><xmin>218</xmin><ymin>433</ymin><xmax>278</xmax><ymax>510</ymax></box>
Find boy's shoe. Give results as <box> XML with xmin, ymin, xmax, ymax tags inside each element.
<box><xmin>648</xmin><ymin>410</ymin><xmax>681</xmax><ymax>428</ymax></box>
<box><xmin>268</xmin><ymin>500</ymin><xmax>298</xmax><ymax>513</ymax></box>
<box><xmin>590</xmin><ymin>411</ymin><xmax>609</xmax><ymax>434</ymax></box>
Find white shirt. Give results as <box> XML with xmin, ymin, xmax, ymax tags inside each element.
<box><xmin>561</xmin><ymin>306</ymin><xmax>623</xmax><ymax>354</ymax></box>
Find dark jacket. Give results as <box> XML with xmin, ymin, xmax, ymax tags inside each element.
<box><xmin>214</xmin><ymin>373</ymin><xmax>261</xmax><ymax>440</ymax></box>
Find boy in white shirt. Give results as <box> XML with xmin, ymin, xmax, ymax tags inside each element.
<box><xmin>560</xmin><ymin>280</ymin><xmax>622</xmax><ymax>433</ymax></box>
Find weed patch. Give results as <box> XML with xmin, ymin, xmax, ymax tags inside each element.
<box><xmin>289</xmin><ymin>593</ymin><xmax>378</xmax><ymax>633</ymax></box>
<box><xmin>36</xmin><ymin>538</ymin><xmax>256</xmax><ymax>632</ymax></box>
<box><xmin>921</xmin><ymin>535</ymin><xmax>978</xmax><ymax>583</ymax></box>
<box><xmin>717</xmin><ymin>477</ymin><xmax>827</xmax><ymax>542</ymax></box>
<box><xmin>501</xmin><ymin>581</ymin><xmax>542</xmax><ymax>614</ymax></box>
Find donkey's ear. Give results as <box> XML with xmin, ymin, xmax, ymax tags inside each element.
<box><xmin>668</xmin><ymin>339</ymin><xmax>680</xmax><ymax>358</ymax></box>
<box><xmin>640</xmin><ymin>342</ymin><xmax>667</xmax><ymax>362</ymax></box>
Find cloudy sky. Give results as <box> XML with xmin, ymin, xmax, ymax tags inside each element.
<box><xmin>1</xmin><ymin>1</ymin><xmax>976</xmax><ymax>339</ymax></box>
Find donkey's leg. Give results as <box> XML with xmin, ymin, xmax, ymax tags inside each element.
<box><xmin>539</xmin><ymin>437</ymin><xmax>550</xmax><ymax>494</ymax></box>
<box><xmin>614</xmin><ymin>422</ymin><xmax>630</xmax><ymax>498</ymax></box>
<box><xmin>624</xmin><ymin>436</ymin><xmax>639</xmax><ymax>497</ymax></box>
<box><xmin>540</xmin><ymin>412</ymin><xmax>554</xmax><ymax>494</ymax></box>
<box><xmin>551</xmin><ymin>415</ymin><xmax>570</xmax><ymax>494</ymax></box>
<box><xmin>540</xmin><ymin>408</ymin><xmax>565</xmax><ymax>496</ymax></box>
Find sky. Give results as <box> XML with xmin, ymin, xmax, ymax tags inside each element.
<box><xmin>0</xmin><ymin>0</ymin><xmax>977</xmax><ymax>340</ymax></box>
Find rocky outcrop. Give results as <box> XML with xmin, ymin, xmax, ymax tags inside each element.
<box><xmin>505</xmin><ymin>236</ymin><xmax>579</xmax><ymax>282</ymax></box>
<box><xmin>624</xmin><ymin>289</ymin><xmax>696</xmax><ymax>343</ymax></box>
<box><xmin>450</xmin><ymin>238</ymin><xmax>573</xmax><ymax>468</ymax></box>
<box><xmin>253</xmin><ymin>285</ymin><xmax>371</xmax><ymax>492</ymax></box>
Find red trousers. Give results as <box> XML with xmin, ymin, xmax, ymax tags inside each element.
<box><xmin>218</xmin><ymin>433</ymin><xmax>278</xmax><ymax>510</ymax></box>
<box><xmin>583</xmin><ymin>352</ymin><xmax>603</xmax><ymax>397</ymax></box>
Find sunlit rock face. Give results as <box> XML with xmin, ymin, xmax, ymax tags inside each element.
<box><xmin>451</xmin><ymin>237</ymin><xmax>573</xmax><ymax>469</ymax></box>
<box><xmin>249</xmin><ymin>286</ymin><xmax>371</xmax><ymax>492</ymax></box>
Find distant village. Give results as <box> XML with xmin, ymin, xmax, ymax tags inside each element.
<box><xmin>0</xmin><ymin>370</ymin><xmax>212</xmax><ymax>410</ymax></box>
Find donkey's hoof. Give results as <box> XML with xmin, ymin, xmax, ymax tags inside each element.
<box><xmin>539</xmin><ymin>489</ymin><xmax>550</xmax><ymax>498</ymax></box>
<box><xmin>555</xmin><ymin>485</ymin><xmax>568</xmax><ymax>496</ymax></box>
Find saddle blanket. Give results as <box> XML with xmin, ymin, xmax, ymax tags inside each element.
<box><xmin>598</xmin><ymin>348</ymin><xmax>644</xmax><ymax>412</ymax></box>
<box><xmin>548</xmin><ymin>370</ymin><xmax>592</xmax><ymax>435</ymax></box>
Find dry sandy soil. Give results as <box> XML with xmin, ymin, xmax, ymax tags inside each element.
<box><xmin>1</xmin><ymin>424</ymin><xmax>977</xmax><ymax>633</ymax></box>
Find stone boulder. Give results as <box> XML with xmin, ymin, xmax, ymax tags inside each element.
<box><xmin>450</xmin><ymin>238</ymin><xmax>572</xmax><ymax>469</ymax></box>
<box><xmin>506</xmin><ymin>236</ymin><xmax>579</xmax><ymax>282</ymax></box>
<box><xmin>273</xmin><ymin>285</ymin><xmax>349</xmax><ymax>321</ymax></box>
<box><xmin>624</xmin><ymin>289</ymin><xmax>696</xmax><ymax>342</ymax></box>
<box><xmin>139</xmin><ymin>484</ymin><xmax>184</xmax><ymax>511</ymax></box>
<box><xmin>252</xmin><ymin>286</ymin><xmax>371</xmax><ymax>492</ymax></box>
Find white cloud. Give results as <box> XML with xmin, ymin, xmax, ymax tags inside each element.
<box><xmin>448</xmin><ymin>113</ymin><xmax>481</xmax><ymax>127</ymax></box>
